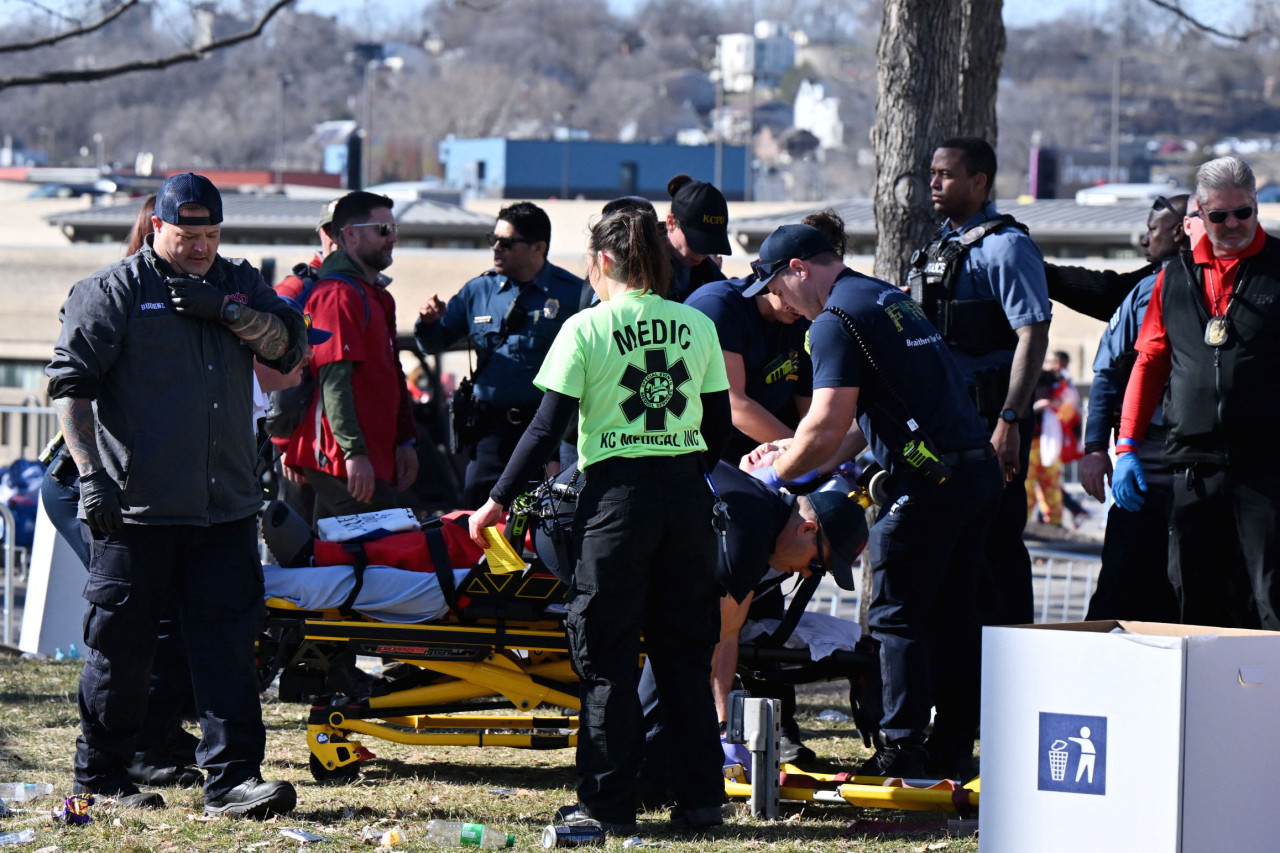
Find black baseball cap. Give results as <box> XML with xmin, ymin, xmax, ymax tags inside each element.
<box><xmin>671</xmin><ymin>179</ymin><xmax>732</xmax><ymax>256</ymax></box>
<box><xmin>155</xmin><ymin>172</ymin><xmax>223</xmax><ymax>226</ymax></box>
<box><xmin>742</xmin><ymin>224</ymin><xmax>836</xmax><ymax>297</ymax></box>
<box><xmin>807</xmin><ymin>487</ymin><xmax>869</xmax><ymax>591</ymax></box>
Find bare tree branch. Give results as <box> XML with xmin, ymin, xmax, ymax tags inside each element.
<box><xmin>1146</xmin><ymin>0</ymin><xmax>1264</xmax><ymax>41</ymax></box>
<box><xmin>0</xmin><ymin>0</ymin><xmax>294</xmax><ymax>91</ymax></box>
<box><xmin>0</xmin><ymin>0</ymin><xmax>139</xmax><ymax>54</ymax></box>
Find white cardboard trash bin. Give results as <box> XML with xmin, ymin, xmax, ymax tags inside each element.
<box><xmin>979</xmin><ymin>621</ymin><xmax>1280</xmax><ymax>852</ymax></box>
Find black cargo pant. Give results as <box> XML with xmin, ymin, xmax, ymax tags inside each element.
<box><xmin>566</xmin><ymin>453</ymin><xmax>724</xmax><ymax>824</ymax></box>
<box><xmin>1085</xmin><ymin>459</ymin><xmax>1178</xmax><ymax>623</ymax></box>
<box><xmin>74</xmin><ymin>516</ymin><xmax>266</xmax><ymax>800</ymax></box>
<box><xmin>868</xmin><ymin>456</ymin><xmax>1003</xmax><ymax>746</ymax></box>
<box><xmin>979</xmin><ymin>416</ymin><xmax>1035</xmax><ymax>626</ymax></box>
<box><xmin>44</xmin><ymin>468</ymin><xmax>196</xmax><ymax>755</ymax></box>
<box><xmin>1168</xmin><ymin>462</ymin><xmax>1280</xmax><ymax>630</ymax></box>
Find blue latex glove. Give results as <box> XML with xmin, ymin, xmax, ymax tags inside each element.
<box><xmin>1111</xmin><ymin>451</ymin><xmax>1148</xmax><ymax>511</ymax></box>
<box><xmin>721</xmin><ymin>734</ymin><xmax>752</xmax><ymax>775</ymax></box>
<box><xmin>749</xmin><ymin>464</ymin><xmax>819</xmax><ymax>491</ymax></box>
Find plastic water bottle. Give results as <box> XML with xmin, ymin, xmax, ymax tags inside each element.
<box><xmin>425</xmin><ymin>820</ymin><xmax>515</xmax><ymax>848</ymax></box>
<box><xmin>0</xmin><ymin>828</ymin><xmax>35</xmax><ymax>846</ymax></box>
<box><xmin>68</xmin><ymin>644</ymin><xmax>81</xmax><ymax>660</ymax></box>
<box><xmin>54</xmin><ymin>648</ymin><xmax>65</xmax><ymax>661</ymax></box>
<box><xmin>818</xmin><ymin>708</ymin><xmax>849</xmax><ymax>722</ymax></box>
<box><xmin>0</xmin><ymin>782</ymin><xmax>52</xmax><ymax>802</ymax></box>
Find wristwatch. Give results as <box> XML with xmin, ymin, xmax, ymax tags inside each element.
<box><xmin>999</xmin><ymin>407</ymin><xmax>1019</xmax><ymax>424</ymax></box>
<box><xmin>221</xmin><ymin>301</ymin><xmax>241</xmax><ymax>325</ymax></box>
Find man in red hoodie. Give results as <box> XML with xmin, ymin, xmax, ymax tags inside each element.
<box><xmin>1113</xmin><ymin>155</ymin><xmax>1278</xmax><ymax>629</ymax></box>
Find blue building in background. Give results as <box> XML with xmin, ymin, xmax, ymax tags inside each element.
<box><xmin>438</xmin><ymin>138</ymin><xmax>749</xmax><ymax>201</ymax></box>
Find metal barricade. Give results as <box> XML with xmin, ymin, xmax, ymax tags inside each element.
<box><xmin>0</xmin><ymin>502</ymin><xmax>16</xmax><ymax>646</ymax></box>
<box><xmin>0</xmin><ymin>403</ymin><xmax>58</xmax><ymax>468</ymax></box>
<box><xmin>1031</xmin><ymin>547</ymin><xmax>1102</xmax><ymax>624</ymax></box>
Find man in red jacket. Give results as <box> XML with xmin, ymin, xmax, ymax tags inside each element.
<box><xmin>1113</xmin><ymin>155</ymin><xmax>1280</xmax><ymax>629</ymax></box>
<box><xmin>283</xmin><ymin>191</ymin><xmax>419</xmax><ymax>518</ymax></box>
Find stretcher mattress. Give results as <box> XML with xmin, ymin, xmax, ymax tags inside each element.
<box><xmin>263</xmin><ymin>564</ymin><xmax>471</xmax><ymax>623</ymax></box>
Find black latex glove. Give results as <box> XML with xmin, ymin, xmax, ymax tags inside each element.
<box><xmin>80</xmin><ymin>469</ymin><xmax>124</xmax><ymax>539</ymax></box>
<box><xmin>167</xmin><ymin>276</ymin><xmax>225</xmax><ymax>321</ymax></box>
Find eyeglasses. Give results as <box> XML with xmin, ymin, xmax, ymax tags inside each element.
<box><xmin>487</xmin><ymin>232</ymin><xmax>533</xmax><ymax>250</ymax></box>
<box><xmin>750</xmin><ymin>256</ymin><xmax>793</xmax><ymax>282</ymax></box>
<box><xmin>1203</xmin><ymin>206</ymin><xmax>1255</xmax><ymax>224</ymax></box>
<box><xmin>347</xmin><ymin>222</ymin><xmax>398</xmax><ymax>237</ymax></box>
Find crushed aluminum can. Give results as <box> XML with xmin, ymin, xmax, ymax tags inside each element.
<box><xmin>542</xmin><ymin>824</ymin><xmax>606</xmax><ymax>848</ymax></box>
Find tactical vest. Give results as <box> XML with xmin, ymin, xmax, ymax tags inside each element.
<box><xmin>908</xmin><ymin>215</ymin><xmax>1026</xmax><ymax>355</ymax></box>
<box><xmin>1160</xmin><ymin>235</ymin><xmax>1280</xmax><ymax>465</ymax></box>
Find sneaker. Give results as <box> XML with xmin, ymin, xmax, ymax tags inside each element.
<box><xmin>204</xmin><ymin>778</ymin><xmax>297</xmax><ymax>819</ymax></box>
<box><xmin>857</xmin><ymin>741</ymin><xmax>927</xmax><ymax>779</ymax></box>
<box><xmin>670</xmin><ymin>804</ymin><xmax>724</xmax><ymax>831</ymax></box>
<box><xmin>554</xmin><ymin>803</ymin><xmax>636</xmax><ymax>835</ymax></box>
<box><xmin>73</xmin><ymin>781</ymin><xmax>164</xmax><ymax>809</ymax></box>
<box><xmin>128</xmin><ymin>749</ymin><xmax>203</xmax><ymax>788</ymax></box>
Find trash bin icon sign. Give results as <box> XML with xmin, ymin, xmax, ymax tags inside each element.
<box><xmin>1048</xmin><ymin>739</ymin><xmax>1069</xmax><ymax>781</ymax></box>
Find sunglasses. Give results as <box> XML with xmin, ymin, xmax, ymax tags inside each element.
<box><xmin>808</xmin><ymin>522</ymin><xmax>827</xmax><ymax>575</ymax></box>
<box><xmin>302</xmin><ymin>312</ymin><xmax>313</xmax><ymax>329</ymax></box>
<box><xmin>487</xmin><ymin>232</ymin><xmax>533</xmax><ymax>250</ymax></box>
<box><xmin>347</xmin><ymin>222</ymin><xmax>398</xmax><ymax>237</ymax></box>
<box><xmin>1202</xmin><ymin>206</ymin><xmax>1255</xmax><ymax>224</ymax></box>
<box><xmin>750</xmin><ymin>255</ymin><xmax>793</xmax><ymax>282</ymax></box>
<box><xmin>1151</xmin><ymin>195</ymin><xmax>1175</xmax><ymax>213</ymax></box>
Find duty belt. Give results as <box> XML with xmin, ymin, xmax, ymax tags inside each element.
<box><xmin>940</xmin><ymin>445</ymin><xmax>996</xmax><ymax>466</ymax></box>
<box><xmin>476</xmin><ymin>402</ymin><xmax>536</xmax><ymax>425</ymax></box>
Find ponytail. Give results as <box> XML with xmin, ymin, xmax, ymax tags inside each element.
<box><xmin>589</xmin><ymin>207</ymin><xmax>672</xmax><ymax>298</ymax></box>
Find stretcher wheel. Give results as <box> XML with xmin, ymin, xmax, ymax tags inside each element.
<box><xmin>309</xmin><ymin>752</ymin><xmax>360</xmax><ymax>784</ymax></box>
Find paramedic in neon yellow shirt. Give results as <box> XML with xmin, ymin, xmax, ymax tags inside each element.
<box><xmin>469</xmin><ymin>206</ymin><xmax>732</xmax><ymax>834</ymax></box>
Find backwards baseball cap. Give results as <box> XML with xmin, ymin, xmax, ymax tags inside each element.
<box><xmin>154</xmin><ymin>172</ymin><xmax>223</xmax><ymax>226</ymax></box>
<box><xmin>806</xmin><ymin>486</ymin><xmax>869</xmax><ymax>591</ymax></box>
<box><xmin>671</xmin><ymin>178</ymin><xmax>732</xmax><ymax>256</ymax></box>
<box><xmin>278</xmin><ymin>294</ymin><xmax>332</xmax><ymax>346</ymax></box>
<box><xmin>317</xmin><ymin>198</ymin><xmax>340</xmax><ymax>230</ymax></box>
<box><xmin>742</xmin><ymin>224</ymin><xmax>836</xmax><ymax>297</ymax></box>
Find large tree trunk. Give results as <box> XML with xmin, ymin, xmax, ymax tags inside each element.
<box><xmin>871</xmin><ymin>0</ymin><xmax>964</xmax><ymax>285</ymax></box>
<box><xmin>959</xmin><ymin>0</ymin><xmax>1006</xmax><ymax>145</ymax></box>
<box><xmin>871</xmin><ymin>0</ymin><xmax>1006</xmax><ymax>285</ymax></box>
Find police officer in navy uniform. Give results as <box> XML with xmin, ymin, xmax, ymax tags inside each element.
<box><xmin>1079</xmin><ymin>195</ymin><xmax>1189</xmax><ymax>623</ymax></box>
<box><xmin>910</xmin><ymin>136</ymin><xmax>1051</xmax><ymax>628</ymax></box>
<box><xmin>746</xmin><ymin>224</ymin><xmax>1002</xmax><ymax>781</ymax></box>
<box><xmin>415</xmin><ymin>202</ymin><xmax>583</xmax><ymax>508</ymax></box>
<box><xmin>469</xmin><ymin>205</ymin><xmax>732</xmax><ymax>834</ymax></box>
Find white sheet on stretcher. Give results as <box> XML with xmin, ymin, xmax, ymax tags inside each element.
<box><xmin>263</xmin><ymin>564</ymin><xmax>471</xmax><ymax>623</ymax></box>
<box><xmin>738</xmin><ymin>610</ymin><xmax>862</xmax><ymax>661</ymax></box>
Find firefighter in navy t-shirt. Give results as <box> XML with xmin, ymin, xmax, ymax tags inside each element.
<box><xmin>743</xmin><ymin>224</ymin><xmax>1002</xmax><ymax>782</ymax></box>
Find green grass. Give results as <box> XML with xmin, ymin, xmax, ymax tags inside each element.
<box><xmin>0</xmin><ymin>656</ymin><xmax>978</xmax><ymax>851</ymax></box>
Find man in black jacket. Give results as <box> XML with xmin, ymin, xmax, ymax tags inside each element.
<box><xmin>47</xmin><ymin>173</ymin><xmax>306</xmax><ymax>817</ymax></box>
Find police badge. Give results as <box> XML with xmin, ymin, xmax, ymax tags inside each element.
<box><xmin>1204</xmin><ymin>315</ymin><xmax>1229</xmax><ymax>347</ymax></box>
<box><xmin>543</xmin><ymin>298</ymin><xmax>560</xmax><ymax>320</ymax></box>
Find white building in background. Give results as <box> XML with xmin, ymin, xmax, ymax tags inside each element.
<box><xmin>793</xmin><ymin>80</ymin><xmax>843</xmax><ymax>151</ymax></box>
<box><xmin>716</xmin><ymin>21</ymin><xmax>797</xmax><ymax>93</ymax></box>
